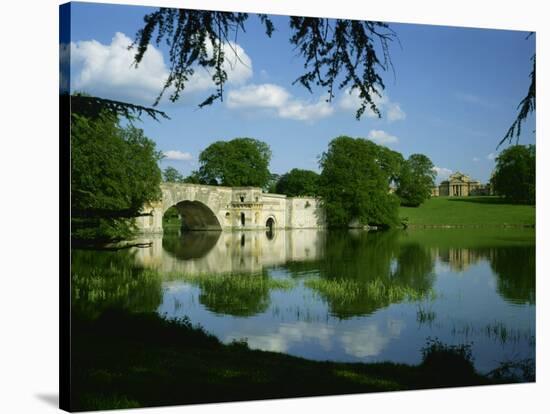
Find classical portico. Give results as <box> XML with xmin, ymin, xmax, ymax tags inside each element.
<box><xmin>436</xmin><ymin>172</ymin><xmax>486</xmax><ymax>197</ymax></box>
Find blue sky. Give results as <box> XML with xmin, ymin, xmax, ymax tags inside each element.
<box><xmin>67</xmin><ymin>1</ymin><xmax>536</xmax><ymax>183</ymax></box>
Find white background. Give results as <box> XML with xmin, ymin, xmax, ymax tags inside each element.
<box><xmin>0</xmin><ymin>0</ymin><xmax>548</xmax><ymax>412</ymax></box>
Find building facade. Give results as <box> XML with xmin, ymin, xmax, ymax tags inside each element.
<box><xmin>433</xmin><ymin>172</ymin><xmax>489</xmax><ymax>197</ymax></box>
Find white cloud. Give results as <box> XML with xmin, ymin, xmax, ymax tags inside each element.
<box><xmin>367</xmin><ymin>129</ymin><xmax>398</xmax><ymax>146</ymax></box>
<box><xmin>227</xmin><ymin>83</ymin><xmax>334</xmax><ymax>122</ymax></box>
<box><xmin>227</xmin><ymin>83</ymin><xmax>289</xmax><ymax>108</ymax></box>
<box><xmin>163</xmin><ymin>150</ymin><xmax>193</xmax><ymax>161</ymax></box>
<box><xmin>472</xmin><ymin>157</ymin><xmax>480</xmax><ymax>162</ymax></box>
<box><xmin>487</xmin><ymin>152</ymin><xmax>497</xmax><ymax>160</ymax></box>
<box><xmin>70</xmin><ymin>32</ymin><xmax>252</xmax><ymax>105</ymax></box>
<box><xmin>339</xmin><ymin>88</ymin><xmax>406</xmax><ymax>122</ymax></box>
<box><xmin>387</xmin><ymin>102</ymin><xmax>407</xmax><ymax>121</ymax></box>
<box><xmin>432</xmin><ymin>166</ymin><xmax>453</xmax><ymax>180</ymax></box>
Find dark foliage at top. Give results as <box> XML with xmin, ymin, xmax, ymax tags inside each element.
<box><xmin>500</xmin><ymin>47</ymin><xmax>535</xmax><ymax>146</ymax></box>
<box><xmin>132</xmin><ymin>8</ymin><xmax>395</xmax><ymax>119</ymax></box>
<box><xmin>69</xmin><ymin>94</ymin><xmax>169</xmax><ymax>122</ymax></box>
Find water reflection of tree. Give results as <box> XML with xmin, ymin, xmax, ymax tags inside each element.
<box><xmin>433</xmin><ymin>242</ymin><xmax>535</xmax><ymax>305</ymax></box>
<box><xmin>393</xmin><ymin>242</ymin><xmax>435</xmax><ymax>293</ymax></box>
<box><xmin>488</xmin><ymin>246</ymin><xmax>535</xmax><ymax>305</ymax></box>
<box><xmin>71</xmin><ymin>249</ymin><xmax>163</xmax><ymax>319</ymax></box>
<box><xmin>301</xmin><ymin>231</ymin><xmax>436</xmax><ymax>318</ymax></box>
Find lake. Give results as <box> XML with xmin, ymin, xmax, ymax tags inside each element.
<box><xmin>72</xmin><ymin>227</ymin><xmax>535</xmax><ymax>374</ymax></box>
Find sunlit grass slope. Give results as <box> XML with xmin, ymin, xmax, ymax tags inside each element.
<box><xmin>399</xmin><ymin>196</ymin><xmax>535</xmax><ymax>227</ymax></box>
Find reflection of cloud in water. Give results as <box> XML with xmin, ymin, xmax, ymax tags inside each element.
<box><xmin>340</xmin><ymin>319</ymin><xmax>405</xmax><ymax>358</ymax></box>
<box><xmin>224</xmin><ymin>318</ymin><xmax>405</xmax><ymax>358</ymax></box>
<box><xmin>226</xmin><ymin>321</ymin><xmax>335</xmax><ymax>353</ymax></box>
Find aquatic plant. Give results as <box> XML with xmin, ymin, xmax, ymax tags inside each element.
<box><xmin>72</xmin><ymin>266</ymin><xmax>163</xmax><ymax>319</ymax></box>
<box><xmin>304</xmin><ymin>277</ymin><xmax>435</xmax><ymax>309</ymax></box>
<box><xmin>416</xmin><ymin>306</ymin><xmax>437</xmax><ymax>325</ymax></box>
<box><xmin>170</xmin><ymin>272</ymin><xmax>295</xmax><ymax>316</ymax></box>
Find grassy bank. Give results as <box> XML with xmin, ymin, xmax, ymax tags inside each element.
<box><xmin>71</xmin><ymin>310</ymin><xmax>503</xmax><ymax>411</ymax></box>
<box><xmin>400</xmin><ymin>196</ymin><xmax>535</xmax><ymax>227</ymax></box>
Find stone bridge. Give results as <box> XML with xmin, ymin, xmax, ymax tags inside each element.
<box><xmin>135</xmin><ymin>183</ymin><xmax>325</xmax><ymax>233</ymax></box>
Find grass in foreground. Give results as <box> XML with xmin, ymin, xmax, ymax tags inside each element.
<box><xmin>400</xmin><ymin>196</ymin><xmax>535</xmax><ymax>227</ymax></box>
<box><xmin>71</xmin><ymin>310</ymin><xmax>511</xmax><ymax>411</ymax></box>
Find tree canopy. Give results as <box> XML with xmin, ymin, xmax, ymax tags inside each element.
<box><xmin>363</xmin><ymin>141</ymin><xmax>404</xmax><ymax>184</ymax></box>
<box><xmin>132</xmin><ymin>9</ymin><xmax>396</xmax><ymax>119</ymax></box>
<box><xmin>71</xmin><ymin>111</ymin><xmax>163</xmax><ymax>241</ymax></box>
<box><xmin>318</xmin><ymin>136</ymin><xmax>400</xmax><ymax>228</ymax></box>
<box><xmin>196</xmin><ymin>138</ymin><xmax>272</xmax><ymax>187</ymax></box>
<box><xmin>491</xmin><ymin>145</ymin><xmax>535</xmax><ymax>204</ymax></box>
<box><xmin>396</xmin><ymin>154</ymin><xmax>436</xmax><ymax>207</ymax></box>
<box><xmin>275</xmin><ymin>169</ymin><xmax>320</xmax><ymax>197</ymax></box>
<box><xmin>163</xmin><ymin>166</ymin><xmax>184</xmax><ymax>183</ymax></box>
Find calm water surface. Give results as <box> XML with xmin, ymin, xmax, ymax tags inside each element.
<box><xmin>72</xmin><ymin>228</ymin><xmax>535</xmax><ymax>373</ymax></box>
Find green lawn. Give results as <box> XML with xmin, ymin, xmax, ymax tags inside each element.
<box><xmin>399</xmin><ymin>196</ymin><xmax>535</xmax><ymax>227</ymax></box>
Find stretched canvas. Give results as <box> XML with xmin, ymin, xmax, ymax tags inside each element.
<box><xmin>60</xmin><ymin>1</ymin><xmax>536</xmax><ymax>411</ymax></box>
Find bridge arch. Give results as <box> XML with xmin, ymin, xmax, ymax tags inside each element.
<box><xmin>166</xmin><ymin>200</ymin><xmax>222</xmax><ymax>231</ymax></box>
<box><xmin>136</xmin><ymin>183</ymin><xmax>324</xmax><ymax>234</ymax></box>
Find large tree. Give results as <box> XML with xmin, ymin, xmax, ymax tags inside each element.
<box><xmin>132</xmin><ymin>9</ymin><xmax>396</xmax><ymax>119</ymax></box>
<box><xmin>491</xmin><ymin>145</ymin><xmax>535</xmax><ymax>204</ymax></box>
<box><xmin>363</xmin><ymin>140</ymin><xmax>404</xmax><ymax>184</ymax></box>
<box><xmin>197</xmin><ymin>138</ymin><xmax>272</xmax><ymax>187</ymax></box>
<box><xmin>395</xmin><ymin>154</ymin><xmax>435</xmax><ymax>207</ymax></box>
<box><xmin>71</xmin><ymin>112</ymin><xmax>162</xmax><ymax>241</ymax></box>
<box><xmin>318</xmin><ymin>136</ymin><xmax>399</xmax><ymax>228</ymax></box>
<box><xmin>275</xmin><ymin>169</ymin><xmax>320</xmax><ymax>197</ymax></box>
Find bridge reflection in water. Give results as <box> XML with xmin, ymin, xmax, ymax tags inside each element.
<box><xmin>134</xmin><ymin>229</ymin><xmax>326</xmax><ymax>275</ymax></box>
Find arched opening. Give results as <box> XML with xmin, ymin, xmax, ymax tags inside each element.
<box><xmin>240</xmin><ymin>212</ymin><xmax>246</xmax><ymax>226</ymax></box>
<box><xmin>265</xmin><ymin>217</ymin><xmax>275</xmax><ymax>240</ymax></box>
<box><xmin>163</xmin><ymin>200</ymin><xmax>222</xmax><ymax>231</ymax></box>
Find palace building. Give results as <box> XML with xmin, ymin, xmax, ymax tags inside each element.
<box><xmin>432</xmin><ymin>172</ymin><xmax>490</xmax><ymax>197</ymax></box>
